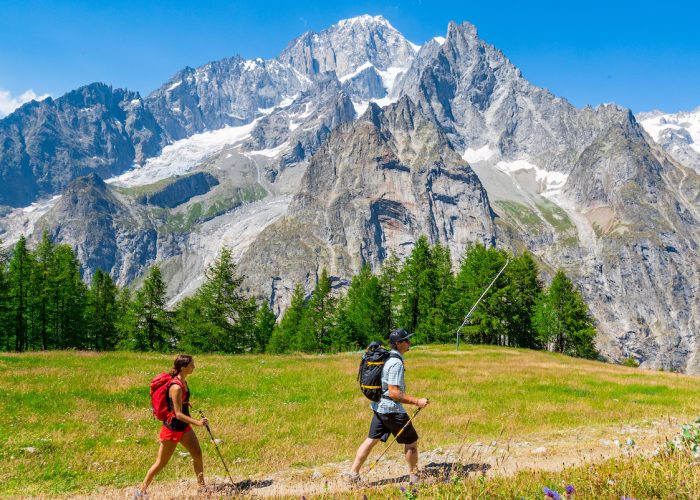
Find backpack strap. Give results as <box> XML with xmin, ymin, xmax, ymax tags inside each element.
<box><xmin>165</xmin><ymin>377</ymin><xmax>188</xmax><ymax>415</ymax></box>
<box><xmin>380</xmin><ymin>352</ymin><xmax>404</xmax><ymax>400</ymax></box>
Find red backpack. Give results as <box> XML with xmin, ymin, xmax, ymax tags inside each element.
<box><xmin>150</xmin><ymin>373</ymin><xmax>186</xmax><ymax>421</ymax></box>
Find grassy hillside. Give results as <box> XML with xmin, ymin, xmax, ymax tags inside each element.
<box><xmin>1</xmin><ymin>346</ymin><xmax>698</xmax><ymax>496</ymax></box>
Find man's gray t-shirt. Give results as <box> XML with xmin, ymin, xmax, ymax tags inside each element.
<box><xmin>370</xmin><ymin>350</ymin><xmax>406</xmax><ymax>414</ymax></box>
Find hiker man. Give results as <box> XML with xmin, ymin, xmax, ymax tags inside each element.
<box><xmin>347</xmin><ymin>328</ymin><xmax>430</xmax><ymax>483</ymax></box>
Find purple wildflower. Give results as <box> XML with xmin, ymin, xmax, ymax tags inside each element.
<box><xmin>543</xmin><ymin>487</ymin><xmax>561</xmax><ymax>500</ymax></box>
<box><xmin>400</xmin><ymin>486</ymin><xmax>406</xmax><ymax>493</ymax></box>
<box><xmin>566</xmin><ymin>484</ymin><xmax>576</xmax><ymax>495</ymax></box>
<box><xmin>412</xmin><ymin>488</ymin><xmax>418</xmax><ymax>495</ymax></box>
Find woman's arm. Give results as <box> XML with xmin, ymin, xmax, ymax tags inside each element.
<box><xmin>169</xmin><ymin>384</ymin><xmax>207</xmax><ymax>427</ymax></box>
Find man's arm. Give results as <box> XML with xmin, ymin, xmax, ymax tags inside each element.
<box><xmin>387</xmin><ymin>384</ymin><xmax>429</xmax><ymax>407</ymax></box>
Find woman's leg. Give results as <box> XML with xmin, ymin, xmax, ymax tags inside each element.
<box><xmin>141</xmin><ymin>439</ymin><xmax>178</xmax><ymax>491</ymax></box>
<box><xmin>179</xmin><ymin>428</ymin><xmax>205</xmax><ymax>486</ymax></box>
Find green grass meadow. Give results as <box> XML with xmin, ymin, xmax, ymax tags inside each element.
<box><xmin>1</xmin><ymin>345</ymin><xmax>699</xmax><ymax>496</ymax></box>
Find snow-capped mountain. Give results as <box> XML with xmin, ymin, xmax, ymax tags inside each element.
<box><xmin>0</xmin><ymin>16</ymin><xmax>698</xmax><ymax>373</ymax></box>
<box><xmin>637</xmin><ymin>107</ymin><xmax>700</xmax><ymax>173</ymax></box>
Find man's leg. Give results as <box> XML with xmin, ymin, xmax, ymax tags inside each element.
<box><xmin>351</xmin><ymin>437</ymin><xmax>380</xmax><ymax>474</ymax></box>
<box><xmin>404</xmin><ymin>440</ymin><xmax>418</xmax><ymax>475</ymax></box>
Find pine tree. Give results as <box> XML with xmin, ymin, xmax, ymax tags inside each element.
<box><xmin>0</xmin><ymin>239</ymin><xmax>10</xmax><ymax>350</ymax></box>
<box><xmin>267</xmin><ymin>284</ymin><xmax>306</xmax><ymax>353</ymax></box>
<box><xmin>423</xmin><ymin>242</ymin><xmax>456</xmax><ymax>343</ymax></box>
<box><xmin>52</xmin><ymin>245</ymin><xmax>88</xmax><ymax>349</ymax></box>
<box><xmin>130</xmin><ymin>265</ymin><xmax>172</xmax><ymax>351</ymax></box>
<box><xmin>452</xmin><ymin>244</ymin><xmax>509</xmax><ymax>345</ymax></box>
<box><xmin>114</xmin><ymin>287</ymin><xmax>135</xmax><ymax>349</ymax></box>
<box><xmin>175</xmin><ymin>247</ymin><xmax>249</xmax><ymax>353</ymax></box>
<box><xmin>8</xmin><ymin>236</ymin><xmax>33</xmax><ymax>352</ymax></box>
<box><xmin>394</xmin><ymin>236</ymin><xmax>437</xmax><ymax>342</ymax></box>
<box><xmin>30</xmin><ymin>231</ymin><xmax>54</xmax><ymax>350</ymax></box>
<box><xmin>338</xmin><ymin>264</ymin><xmax>390</xmax><ymax>349</ymax></box>
<box><xmin>298</xmin><ymin>268</ymin><xmax>336</xmax><ymax>352</ymax></box>
<box><xmin>502</xmin><ymin>251</ymin><xmax>543</xmax><ymax>348</ymax></box>
<box><xmin>378</xmin><ymin>253</ymin><xmax>400</xmax><ymax>331</ymax></box>
<box><xmin>253</xmin><ymin>302</ymin><xmax>277</xmax><ymax>353</ymax></box>
<box><xmin>534</xmin><ymin>270</ymin><xmax>598</xmax><ymax>359</ymax></box>
<box><xmin>86</xmin><ymin>269</ymin><xmax>118</xmax><ymax>350</ymax></box>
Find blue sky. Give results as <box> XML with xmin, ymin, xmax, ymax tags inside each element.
<box><xmin>1</xmin><ymin>0</ymin><xmax>698</xmax><ymax>115</ymax></box>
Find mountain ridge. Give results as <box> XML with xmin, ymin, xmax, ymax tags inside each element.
<box><xmin>1</xmin><ymin>15</ymin><xmax>698</xmax><ymax>372</ymax></box>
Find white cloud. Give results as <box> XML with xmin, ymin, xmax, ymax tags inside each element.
<box><xmin>0</xmin><ymin>89</ymin><xmax>50</xmax><ymax>118</ymax></box>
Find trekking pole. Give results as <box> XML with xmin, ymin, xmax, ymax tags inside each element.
<box><xmin>367</xmin><ymin>406</ymin><xmax>424</xmax><ymax>475</ymax></box>
<box><xmin>198</xmin><ymin>409</ymin><xmax>236</xmax><ymax>487</ymax></box>
<box><xmin>456</xmin><ymin>258</ymin><xmax>510</xmax><ymax>348</ymax></box>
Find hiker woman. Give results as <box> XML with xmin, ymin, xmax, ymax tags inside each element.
<box><xmin>136</xmin><ymin>354</ymin><xmax>208</xmax><ymax>497</ymax></box>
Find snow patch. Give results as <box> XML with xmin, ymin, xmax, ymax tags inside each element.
<box><xmin>0</xmin><ymin>195</ymin><xmax>62</xmax><ymax>248</ymax></box>
<box><xmin>257</xmin><ymin>94</ymin><xmax>298</xmax><ymax>116</ymax></box>
<box><xmin>376</xmin><ymin>66</ymin><xmax>407</xmax><ymax>93</ymax></box>
<box><xmin>639</xmin><ymin>109</ymin><xmax>700</xmax><ymax>154</ymax></box>
<box><xmin>433</xmin><ymin>36</ymin><xmax>446</xmax><ymax>45</ymax></box>
<box><xmin>494</xmin><ymin>159</ymin><xmax>568</xmax><ymax>196</ymax></box>
<box><xmin>167</xmin><ymin>81</ymin><xmax>182</xmax><ymax>92</ymax></box>
<box><xmin>409</xmin><ymin>41</ymin><xmax>421</xmax><ymax>52</ymax></box>
<box><xmin>352</xmin><ymin>100</ymin><xmax>369</xmax><ymax>117</ymax></box>
<box><xmin>338</xmin><ymin>61</ymin><xmax>374</xmax><ymax>83</ymax></box>
<box><xmin>244</xmin><ymin>141</ymin><xmax>289</xmax><ymax>158</ymax></box>
<box><xmin>108</xmin><ymin>121</ymin><xmax>257</xmax><ymax>187</ymax></box>
<box><xmin>463</xmin><ymin>145</ymin><xmax>497</xmax><ymax>163</ymax></box>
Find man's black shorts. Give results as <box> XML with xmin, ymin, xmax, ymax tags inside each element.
<box><xmin>368</xmin><ymin>411</ymin><xmax>419</xmax><ymax>444</ymax></box>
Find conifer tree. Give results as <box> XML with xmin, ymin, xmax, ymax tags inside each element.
<box><xmin>52</xmin><ymin>245</ymin><xmax>88</xmax><ymax>348</ymax></box>
<box><xmin>175</xmin><ymin>247</ymin><xmax>249</xmax><ymax>352</ymax></box>
<box><xmin>394</xmin><ymin>236</ymin><xmax>443</xmax><ymax>343</ymax></box>
<box><xmin>8</xmin><ymin>236</ymin><xmax>33</xmax><ymax>352</ymax></box>
<box><xmin>378</xmin><ymin>253</ymin><xmax>400</xmax><ymax>331</ymax></box>
<box><xmin>502</xmin><ymin>251</ymin><xmax>543</xmax><ymax>348</ymax></box>
<box><xmin>338</xmin><ymin>264</ymin><xmax>389</xmax><ymax>349</ymax></box>
<box><xmin>298</xmin><ymin>268</ymin><xmax>336</xmax><ymax>352</ymax></box>
<box><xmin>253</xmin><ymin>302</ymin><xmax>277</xmax><ymax>353</ymax></box>
<box><xmin>423</xmin><ymin>242</ymin><xmax>456</xmax><ymax>343</ymax></box>
<box><xmin>329</xmin><ymin>296</ymin><xmax>355</xmax><ymax>351</ymax></box>
<box><xmin>129</xmin><ymin>265</ymin><xmax>171</xmax><ymax>351</ymax></box>
<box><xmin>86</xmin><ymin>269</ymin><xmax>118</xmax><ymax>350</ymax></box>
<box><xmin>31</xmin><ymin>231</ymin><xmax>54</xmax><ymax>350</ymax></box>
<box><xmin>534</xmin><ymin>270</ymin><xmax>598</xmax><ymax>358</ymax></box>
<box><xmin>452</xmin><ymin>244</ymin><xmax>509</xmax><ymax>345</ymax></box>
<box><xmin>267</xmin><ymin>284</ymin><xmax>306</xmax><ymax>353</ymax></box>
<box><xmin>0</xmin><ymin>240</ymin><xmax>10</xmax><ymax>350</ymax></box>
<box><xmin>114</xmin><ymin>287</ymin><xmax>135</xmax><ymax>349</ymax></box>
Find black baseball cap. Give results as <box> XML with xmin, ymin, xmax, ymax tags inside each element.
<box><xmin>389</xmin><ymin>328</ymin><xmax>413</xmax><ymax>344</ymax></box>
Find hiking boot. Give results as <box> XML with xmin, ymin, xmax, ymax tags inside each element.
<box><xmin>132</xmin><ymin>489</ymin><xmax>147</xmax><ymax>500</ymax></box>
<box><xmin>341</xmin><ymin>471</ymin><xmax>361</xmax><ymax>485</ymax></box>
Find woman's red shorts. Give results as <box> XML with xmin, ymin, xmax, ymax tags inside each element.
<box><xmin>159</xmin><ymin>424</ymin><xmax>192</xmax><ymax>442</ymax></box>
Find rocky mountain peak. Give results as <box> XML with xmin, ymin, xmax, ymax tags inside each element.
<box><xmin>279</xmin><ymin>14</ymin><xmax>418</xmax><ymax>81</ymax></box>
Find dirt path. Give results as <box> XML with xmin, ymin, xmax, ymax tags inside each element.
<box><xmin>85</xmin><ymin>417</ymin><xmax>684</xmax><ymax>499</ymax></box>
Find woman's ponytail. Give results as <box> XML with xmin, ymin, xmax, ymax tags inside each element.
<box><xmin>170</xmin><ymin>354</ymin><xmax>193</xmax><ymax>376</ymax></box>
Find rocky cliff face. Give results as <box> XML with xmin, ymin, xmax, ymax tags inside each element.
<box><xmin>2</xmin><ymin>16</ymin><xmax>699</xmax><ymax>372</ymax></box>
<box><xmin>239</xmin><ymin>97</ymin><xmax>497</xmax><ymax>313</ymax></box>
<box><xmin>34</xmin><ymin>173</ymin><xmax>159</xmax><ymax>283</ymax></box>
<box><xmin>0</xmin><ymin>83</ymin><xmax>165</xmax><ymax>207</ymax></box>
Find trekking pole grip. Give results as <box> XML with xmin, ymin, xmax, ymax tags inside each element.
<box><xmin>197</xmin><ymin>409</ymin><xmax>212</xmax><ymax>432</ymax></box>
